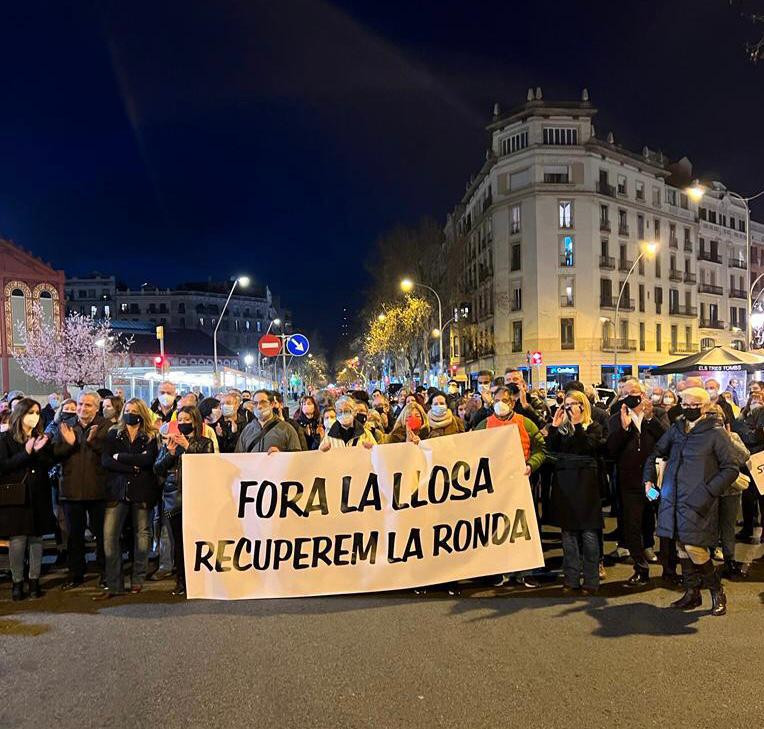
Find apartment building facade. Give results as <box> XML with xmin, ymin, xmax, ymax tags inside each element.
<box><xmin>448</xmin><ymin>88</ymin><xmax>762</xmax><ymax>388</ymax></box>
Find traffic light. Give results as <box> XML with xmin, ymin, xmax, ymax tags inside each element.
<box><xmin>154</xmin><ymin>355</ymin><xmax>165</xmax><ymax>374</ymax></box>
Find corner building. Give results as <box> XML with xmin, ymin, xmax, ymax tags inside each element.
<box><xmin>448</xmin><ymin>88</ymin><xmax>763</xmax><ymax>388</ymax></box>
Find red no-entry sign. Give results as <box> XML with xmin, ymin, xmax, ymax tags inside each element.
<box><xmin>258</xmin><ymin>333</ymin><xmax>281</xmax><ymax>357</ymax></box>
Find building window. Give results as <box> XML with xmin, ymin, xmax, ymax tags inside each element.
<box><xmin>104</xmin><ymin>305</ymin><xmax>110</xmax><ymax>318</ymax></box>
<box><xmin>560</xmin><ymin>318</ymin><xmax>574</xmax><ymax>350</ymax></box>
<box><xmin>654</xmin><ymin>286</ymin><xmax>663</xmax><ymax>314</ymax></box>
<box><xmin>510</xmin><ymin>204</ymin><xmax>521</xmax><ymax>234</ymax></box>
<box><xmin>700</xmin><ymin>337</ymin><xmax>715</xmax><ymax>350</ymax></box>
<box><xmin>636</xmin><ymin>181</ymin><xmax>645</xmax><ymax>200</ymax></box>
<box><xmin>560</xmin><ymin>276</ymin><xmax>574</xmax><ymax>307</ymax></box>
<box><xmin>90</xmin><ymin>305</ymin><xmax>98</xmax><ymax>318</ymax></box>
<box><xmin>511</xmin><ymin>243</ymin><xmax>521</xmax><ymax>271</ymax></box>
<box><xmin>617</xmin><ymin>175</ymin><xmax>627</xmax><ymax>195</ymax></box>
<box><xmin>639</xmin><ymin>322</ymin><xmax>645</xmax><ymax>351</ymax></box>
<box><xmin>666</xmin><ymin>188</ymin><xmax>677</xmax><ymax>206</ymax></box>
<box><xmin>120</xmin><ymin>303</ymin><xmax>128</xmax><ymax>313</ymax></box>
<box><xmin>559</xmin><ymin>201</ymin><xmax>573</xmax><ymax>229</ymax></box>
<box><xmin>500</xmin><ymin>129</ymin><xmax>528</xmax><ymax>155</ymax></box>
<box><xmin>639</xmin><ymin>284</ymin><xmax>645</xmax><ymax>312</ymax></box>
<box><xmin>560</xmin><ymin>235</ymin><xmax>575</xmax><ymax>267</ymax></box>
<box><xmin>512</xmin><ymin>321</ymin><xmax>522</xmax><ymax>352</ymax></box>
<box><xmin>637</xmin><ymin>214</ymin><xmax>645</xmax><ymax>239</ymax></box>
<box><xmin>256</xmin><ymin>320</ymin><xmax>262</xmax><ymax>332</ymax></box>
<box><xmin>543</xmin><ymin>127</ymin><xmax>578</xmax><ymax>145</ymax></box>
<box><xmin>655</xmin><ymin>256</ymin><xmax>662</xmax><ymax>279</ymax></box>
<box><xmin>656</xmin><ymin>323</ymin><xmax>662</xmax><ymax>352</ymax></box>
<box><xmin>511</xmin><ymin>283</ymin><xmax>522</xmax><ymax>311</ymax></box>
<box><xmin>543</xmin><ymin>165</ymin><xmax>569</xmax><ymax>184</ymax></box>
<box><xmin>618</xmin><ymin>209</ymin><xmax>628</xmax><ymax>235</ymax></box>
<box><xmin>652</xmin><ymin>187</ymin><xmax>661</xmax><ymax>206</ymax></box>
<box><xmin>10</xmin><ymin>288</ymin><xmax>27</xmax><ymax>347</ymax></box>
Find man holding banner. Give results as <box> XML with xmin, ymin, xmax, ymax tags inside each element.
<box><xmin>181</xmin><ymin>427</ymin><xmax>545</xmax><ymax>600</ymax></box>
<box><xmin>235</xmin><ymin>390</ymin><xmax>302</xmax><ymax>455</ymax></box>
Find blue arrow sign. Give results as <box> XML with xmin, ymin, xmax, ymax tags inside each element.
<box><xmin>286</xmin><ymin>333</ymin><xmax>310</xmax><ymax>357</ymax></box>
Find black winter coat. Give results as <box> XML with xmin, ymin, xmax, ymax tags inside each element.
<box><xmin>101</xmin><ymin>428</ymin><xmax>160</xmax><ymax>505</ymax></box>
<box><xmin>0</xmin><ymin>433</ymin><xmax>56</xmax><ymax>537</ymax></box>
<box><xmin>547</xmin><ymin>422</ymin><xmax>605</xmax><ymax>530</ymax></box>
<box><xmin>644</xmin><ymin>414</ymin><xmax>748</xmax><ymax>547</ymax></box>
<box><xmin>217</xmin><ymin>414</ymin><xmax>248</xmax><ymax>453</ymax></box>
<box><xmin>154</xmin><ymin>436</ymin><xmax>214</xmax><ymax>516</ymax></box>
<box><xmin>606</xmin><ymin>412</ymin><xmax>666</xmax><ymax>493</ymax></box>
<box><xmin>53</xmin><ymin>415</ymin><xmax>111</xmax><ymax>501</ymax></box>
<box><xmin>731</xmin><ymin>407</ymin><xmax>764</xmax><ymax>454</ymax></box>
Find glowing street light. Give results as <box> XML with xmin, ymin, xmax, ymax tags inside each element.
<box><xmin>214</xmin><ymin>275</ymin><xmax>250</xmax><ymax>375</ymax></box>
<box><xmin>399</xmin><ymin>277</ymin><xmax>444</xmax><ymax>383</ymax></box>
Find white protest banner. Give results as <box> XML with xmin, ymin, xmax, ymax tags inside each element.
<box><xmin>182</xmin><ymin>426</ymin><xmax>544</xmax><ymax>599</ymax></box>
<box><xmin>746</xmin><ymin>451</ymin><xmax>764</xmax><ymax>496</ymax></box>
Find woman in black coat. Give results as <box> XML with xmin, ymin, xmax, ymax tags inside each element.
<box><xmin>0</xmin><ymin>398</ymin><xmax>55</xmax><ymax>600</ymax></box>
<box><xmin>643</xmin><ymin>388</ymin><xmax>747</xmax><ymax>616</ymax></box>
<box><xmin>95</xmin><ymin>398</ymin><xmax>160</xmax><ymax>599</ymax></box>
<box><xmin>547</xmin><ymin>390</ymin><xmax>604</xmax><ymax>594</ymax></box>
<box><xmin>154</xmin><ymin>405</ymin><xmax>214</xmax><ymax>596</ymax></box>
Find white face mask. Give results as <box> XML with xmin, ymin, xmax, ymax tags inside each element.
<box><xmin>706</xmin><ymin>389</ymin><xmax>719</xmax><ymax>401</ymax></box>
<box><xmin>338</xmin><ymin>412</ymin><xmax>355</xmax><ymax>427</ymax></box>
<box><xmin>221</xmin><ymin>404</ymin><xmax>235</xmax><ymax>417</ymax></box>
<box><xmin>430</xmin><ymin>404</ymin><xmax>448</xmax><ymax>417</ymax></box>
<box><xmin>662</xmin><ymin>397</ymin><xmax>674</xmax><ymax>406</ymax></box>
<box><xmin>651</xmin><ymin>394</ymin><xmax>662</xmax><ymax>403</ymax></box>
<box><xmin>493</xmin><ymin>401</ymin><xmax>511</xmax><ymax>417</ymax></box>
<box><xmin>23</xmin><ymin>413</ymin><xmax>40</xmax><ymax>429</ymax></box>
<box><xmin>159</xmin><ymin>393</ymin><xmax>174</xmax><ymax>408</ymax></box>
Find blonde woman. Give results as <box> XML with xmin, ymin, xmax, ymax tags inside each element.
<box><xmin>381</xmin><ymin>401</ymin><xmax>430</xmax><ymax>444</ymax></box>
<box><xmin>95</xmin><ymin>398</ymin><xmax>160</xmax><ymax>599</ymax></box>
<box><xmin>548</xmin><ymin>389</ymin><xmax>605</xmax><ymax>594</ymax></box>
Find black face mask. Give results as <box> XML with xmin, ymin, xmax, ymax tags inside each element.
<box><xmin>623</xmin><ymin>394</ymin><xmax>642</xmax><ymax>410</ymax></box>
<box><xmin>178</xmin><ymin>423</ymin><xmax>194</xmax><ymax>436</ymax></box>
<box><xmin>61</xmin><ymin>413</ymin><xmax>78</xmax><ymax>426</ymax></box>
<box><xmin>374</xmin><ymin>405</ymin><xmax>384</xmax><ymax>414</ymax></box>
<box><xmin>123</xmin><ymin>413</ymin><xmax>142</xmax><ymax>426</ymax></box>
<box><xmin>356</xmin><ymin>413</ymin><xmax>368</xmax><ymax>426</ymax></box>
<box><xmin>682</xmin><ymin>407</ymin><xmax>702</xmax><ymax>422</ymax></box>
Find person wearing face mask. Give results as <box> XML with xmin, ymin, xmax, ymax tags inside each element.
<box><xmin>319</xmin><ymin>396</ymin><xmax>376</xmax><ymax>450</ymax></box>
<box><xmin>422</xmin><ymin>392</ymin><xmax>464</xmax><ymax>438</ymax></box>
<box><xmin>644</xmin><ymin>388</ymin><xmax>748</xmax><ymax>616</ymax></box>
<box><xmin>353</xmin><ymin>399</ymin><xmax>382</xmax><ymax>443</ymax></box>
<box><xmin>322</xmin><ymin>406</ymin><xmax>337</xmax><ymax>433</ymax></box>
<box><xmin>101</xmin><ymin>395</ymin><xmax>124</xmax><ymax>425</ymax></box>
<box><xmin>53</xmin><ymin>391</ymin><xmax>112</xmax><ymax>591</ymax></box>
<box><xmin>40</xmin><ymin>392</ymin><xmax>60</xmax><ymax>428</ymax></box>
<box><xmin>731</xmin><ymin>390</ymin><xmax>764</xmax><ymax>543</ymax></box>
<box><xmin>215</xmin><ymin>393</ymin><xmax>248</xmax><ymax>453</ymax></box>
<box><xmin>381</xmin><ymin>401</ymin><xmax>431</xmax><ymax>444</ymax></box>
<box><xmin>548</xmin><ymin>390</ymin><xmax>605</xmax><ymax>594</ymax></box>
<box><xmin>606</xmin><ymin>381</ymin><xmax>667</xmax><ymax>587</ymax></box>
<box><xmin>96</xmin><ymin>399</ymin><xmax>160</xmax><ymax>599</ymax></box>
<box><xmin>370</xmin><ymin>392</ymin><xmax>392</xmax><ymax>433</ymax></box>
<box><xmin>294</xmin><ymin>395</ymin><xmax>323</xmax><ymax>450</ymax></box>
<box><xmin>445</xmin><ymin>379</ymin><xmax>461</xmax><ymax>412</ymax></box>
<box><xmin>661</xmin><ymin>390</ymin><xmax>680</xmax><ymax>423</ymax></box>
<box><xmin>474</xmin><ymin>386</ymin><xmax>546</xmax><ymax>588</ymax></box>
<box><xmin>704</xmin><ymin>378</ymin><xmax>733</xmax><ymax>426</ymax></box>
<box><xmin>0</xmin><ymin>398</ymin><xmax>55</xmax><ymax>600</ymax></box>
<box><xmin>153</xmin><ymin>406</ymin><xmax>214</xmax><ymax>595</ymax></box>
<box><xmin>197</xmin><ymin>397</ymin><xmax>222</xmax><ymax>453</ymax></box>
<box><xmin>152</xmin><ymin>381</ymin><xmax>178</xmax><ymax>424</ymax></box>
<box><xmin>235</xmin><ymin>390</ymin><xmax>302</xmax><ymax>453</ymax></box>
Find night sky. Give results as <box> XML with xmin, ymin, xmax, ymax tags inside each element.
<box><xmin>2</xmin><ymin>1</ymin><xmax>763</xmax><ymax>357</ymax></box>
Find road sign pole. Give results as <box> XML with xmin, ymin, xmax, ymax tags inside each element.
<box><xmin>281</xmin><ymin>334</ymin><xmax>289</xmax><ymax>404</ymax></box>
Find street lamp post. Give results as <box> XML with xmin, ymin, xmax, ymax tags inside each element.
<box><xmin>401</xmin><ymin>277</ymin><xmax>443</xmax><ymax>385</ymax></box>
<box><xmin>613</xmin><ymin>242</ymin><xmax>658</xmax><ymax>385</ymax></box>
<box><xmin>213</xmin><ymin>276</ymin><xmax>250</xmax><ymax>379</ymax></box>
<box><xmin>688</xmin><ymin>182</ymin><xmax>764</xmax><ymax>351</ymax></box>
<box><xmin>95</xmin><ymin>337</ymin><xmax>107</xmax><ymax>386</ymax></box>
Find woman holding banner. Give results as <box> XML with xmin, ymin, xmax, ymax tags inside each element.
<box><xmin>422</xmin><ymin>392</ymin><xmax>464</xmax><ymax>439</ymax></box>
<box><xmin>547</xmin><ymin>389</ymin><xmax>604</xmax><ymax>595</ymax></box>
<box><xmin>381</xmin><ymin>401</ymin><xmax>430</xmax><ymax>444</ymax></box>
<box><xmin>154</xmin><ymin>406</ymin><xmax>214</xmax><ymax>596</ymax></box>
<box><xmin>319</xmin><ymin>396</ymin><xmax>376</xmax><ymax>450</ymax></box>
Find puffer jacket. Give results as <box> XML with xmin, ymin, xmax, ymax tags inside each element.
<box><xmin>101</xmin><ymin>428</ymin><xmax>160</xmax><ymax>505</ymax></box>
<box><xmin>154</xmin><ymin>436</ymin><xmax>214</xmax><ymax>516</ymax></box>
<box><xmin>643</xmin><ymin>413</ymin><xmax>748</xmax><ymax>547</ymax></box>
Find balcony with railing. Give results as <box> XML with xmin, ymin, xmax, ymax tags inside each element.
<box><xmin>599</xmin><ymin>255</ymin><xmax>615</xmax><ymax>270</ymax></box>
<box><xmin>699</xmin><ymin>319</ymin><xmax>725</xmax><ymax>329</ymax></box>
<box><xmin>600</xmin><ymin>219</ymin><xmax>611</xmax><ymax>232</ymax></box>
<box><xmin>559</xmin><ymin>254</ymin><xmax>575</xmax><ymax>267</ymax></box>
<box><xmin>698</xmin><ymin>282</ymin><xmax>723</xmax><ymax>295</ymax></box>
<box><xmin>729</xmin><ymin>288</ymin><xmax>747</xmax><ymax>299</ymax></box>
<box><xmin>560</xmin><ymin>296</ymin><xmax>575</xmax><ymax>308</ymax></box>
<box><xmin>683</xmin><ymin>271</ymin><xmax>697</xmax><ymax>284</ymax></box>
<box><xmin>600</xmin><ymin>296</ymin><xmax>634</xmax><ymax>311</ymax></box>
<box><xmin>684</xmin><ymin>240</ymin><xmax>693</xmax><ymax>252</ymax></box>
<box><xmin>618</xmin><ymin>224</ymin><xmax>629</xmax><ymax>237</ymax></box>
<box><xmin>669</xmin><ymin>236</ymin><xmax>678</xmax><ymax>250</ymax></box>
<box><xmin>729</xmin><ymin>258</ymin><xmax>747</xmax><ymax>270</ymax></box>
<box><xmin>596</xmin><ymin>181</ymin><xmax>616</xmax><ymax>198</ymax></box>
<box><xmin>698</xmin><ymin>249</ymin><xmax>723</xmax><ymax>264</ymax></box>
<box><xmin>669</xmin><ymin>269</ymin><xmax>683</xmax><ymax>282</ymax></box>
<box><xmin>618</xmin><ymin>258</ymin><xmax>633</xmax><ymax>272</ymax></box>
<box><xmin>601</xmin><ymin>337</ymin><xmax>636</xmax><ymax>352</ymax></box>
<box><xmin>669</xmin><ymin>304</ymin><xmax>698</xmax><ymax>317</ymax></box>
<box><xmin>670</xmin><ymin>342</ymin><xmax>699</xmax><ymax>355</ymax></box>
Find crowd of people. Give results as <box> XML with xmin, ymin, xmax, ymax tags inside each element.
<box><xmin>1</xmin><ymin>368</ymin><xmax>762</xmax><ymax>616</ymax></box>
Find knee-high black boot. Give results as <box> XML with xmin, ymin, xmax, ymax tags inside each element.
<box><xmin>698</xmin><ymin>559</ymin><xmax>726</xmax><ymax>616</ymax></box>
<box><xmin>670</xmin><ymin>558</ymin><xmax>702</xmax><ymax>609</ymax></box>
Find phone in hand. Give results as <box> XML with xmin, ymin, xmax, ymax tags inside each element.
<box><xmin>646</xmin><ymin>486</ymin><xmax>660</xmax><ymax>501</ymax></box>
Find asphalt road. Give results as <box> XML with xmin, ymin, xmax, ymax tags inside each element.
<box><xmin>2</xmin><ymin>540</ymin><xmax>763</xmax><ymax>729</ymax></box>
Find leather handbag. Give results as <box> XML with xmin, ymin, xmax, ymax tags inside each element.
<box><xmin>0</xmin><ymin>473</ymin><xmax>28</xmax><ymax>506</ymax></box>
